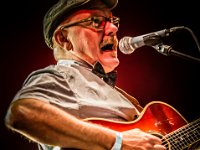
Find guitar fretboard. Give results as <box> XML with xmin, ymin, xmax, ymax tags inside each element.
<box><xmin>162</xmin><ymin>118</ymin><xmax>200</xmax><ymax>150</ymax></box>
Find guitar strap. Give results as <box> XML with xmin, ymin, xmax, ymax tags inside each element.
<box><xmin>115</xmin><ymin>86</ymin><xmax>143</xmax><ymax>112</ymax></box>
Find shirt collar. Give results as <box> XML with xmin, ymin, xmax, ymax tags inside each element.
<box><xmin>57</xmin><ymin>60</ymin><xmax>117</xmax><ymax>87</ymax></box>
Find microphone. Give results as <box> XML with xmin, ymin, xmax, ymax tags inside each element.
<box><xmin>119</xmin><ymin>26</ymin><xmax>185</xmax><ymax>54</ymax></box>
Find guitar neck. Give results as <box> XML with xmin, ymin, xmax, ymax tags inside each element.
<box><xmin>162</xmin><ymin>118</ymin><xmax>200</xmax><ymax>149</ymax></box>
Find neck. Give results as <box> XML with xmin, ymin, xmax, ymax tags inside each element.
<box><xmin>65</xmin><ymin>50</ymin><xmax>96</xmax><ymax>67</ymax></box>
<box><xmin>57</xmin><ymin>50</ymin><xmax>115</xmax><ymax>73</ymax></box>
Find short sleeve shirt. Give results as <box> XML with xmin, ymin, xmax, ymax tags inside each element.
<box><xmin>12</xmin><ymin>60</ymin><xmax>140</xmax><ymax>149</ymax></box>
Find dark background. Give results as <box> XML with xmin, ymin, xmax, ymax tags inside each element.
<box><xmin>1</xmin><ymin>0</ymin><xmax>200</xmax><ymax>149</ymax></box>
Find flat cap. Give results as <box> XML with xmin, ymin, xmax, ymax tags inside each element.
<box><xmin>43</xmin><ymin>0</ymin><xmax>118</xmax><ymax>49</ymax></box>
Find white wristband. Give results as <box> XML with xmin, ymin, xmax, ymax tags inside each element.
<box><xmin>111</xmin><ymin>132</ymin><xmax>123</xmax><ymax>150</ymax></box>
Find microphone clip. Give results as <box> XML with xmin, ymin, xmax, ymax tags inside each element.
<box><xmin>152</xmin><ymin>44</ymin><xmax>172</xmax><ymax>56</ymax></box>
<box><xmin>152</xmin><ymin>44</ymin><xmax>200</xmax><ymax>63</ymax></box>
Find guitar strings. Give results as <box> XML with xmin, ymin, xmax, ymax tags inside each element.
<box><xmin>161</xmin><ymin>118</ymin><xmax>200</xmax><ymax>149</ymax></box>
<box><xmin>162</xmin><ymin>124</ymin><xmax>199</xmax><ymax>149</ymax></box>
<box><xmin>162</xmin><ymin>120</ymin><xmax>199</xmax><ymax>149</ymax></box>
<box><xmin>169</xmin><ymin>123</ymin><xmax>199</xmax><ymax>148</ymax></box>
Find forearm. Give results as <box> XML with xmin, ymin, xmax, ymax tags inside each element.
<box><xmin>5</xmin><ymin>98</ymin><xmax>116</xmax><ymax>149</ymax></box>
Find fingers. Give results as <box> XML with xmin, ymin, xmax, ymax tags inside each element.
<box><xmin>122</xmin><ymin>128</ymin><xmax>166</xmax><ymax>150</ymax></box>
<box><xmin>148</xmin><ymin>134</ymin><xmax>166</xmax><ymax>149</ymax></box>
<box><xmin>148</xmin><ymin>134</ymin><xmax>162</xmax><ymax>144</ymax></box>
<box><xmin>145</xmin><ymin>133</ymin><xmax>166</xmax><ymax>150</ymax></box>
<box><xmin>154</xmin><ymin>144</ymin><xmax>166</xmax><ymax>150</ymax></box>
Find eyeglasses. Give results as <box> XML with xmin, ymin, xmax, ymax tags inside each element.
<box><xmin>60</xmin><ymin>16</ymin><xmax>120</xmax><ymax>31</ymax></box>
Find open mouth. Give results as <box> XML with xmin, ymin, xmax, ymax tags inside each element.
<box><xmin>100</xmin><ymin>43</ymin><xmax>114</xmax><ymax>51</ymax></box>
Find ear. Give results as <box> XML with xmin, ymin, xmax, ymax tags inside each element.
<box><xmin>54</xmin><ymin>29</ymin><xmax>73</xmax><ymax>51</ymax></box>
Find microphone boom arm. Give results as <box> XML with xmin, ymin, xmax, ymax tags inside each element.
<box><xmin>152</xmin><ymin>44</ymin><xmax>200</xmax><ymax>63</ymax></box>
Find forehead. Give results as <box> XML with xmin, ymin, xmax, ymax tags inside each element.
<box><xmin>74</xmin><ymin>9</ymin><xmax>111</xmax><ymax>17</ymax></box>
<box><xmin>62</xmin><ymin>9</ymin><xmax>112</xmax><ymax>23</ymax></box>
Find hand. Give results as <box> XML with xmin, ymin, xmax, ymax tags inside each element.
<box><xmin>121</xmin><ymin>128</ymin><xmax>166</xmax><ymax>150</ymax></box>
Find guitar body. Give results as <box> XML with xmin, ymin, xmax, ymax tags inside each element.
<box><xmin>86</xmin><ymin>101</ymin><xmax>187</xmax><ymax>134</ymax></box>
<box><xmin>85</xmin><ymin>101</ymin><xmax>199</xmax><ymax>149</ymax></box>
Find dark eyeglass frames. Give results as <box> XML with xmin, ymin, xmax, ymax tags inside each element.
<box><xmin>60</xmin><ymin>16</ymin><xmax>120</xmax><ymax>31</ymax></box>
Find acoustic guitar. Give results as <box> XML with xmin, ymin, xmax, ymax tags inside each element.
<box><xmin>85</xmin><ymin>101</ymin><xmax>200</xmax><ymax>150</ymax></box>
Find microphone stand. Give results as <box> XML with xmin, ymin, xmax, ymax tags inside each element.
<box><xmin>152</xmin><ymin>44</ymin><xmax>200</xmax><ymax>63</ymax></box>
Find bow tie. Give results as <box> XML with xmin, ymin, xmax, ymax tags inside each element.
<box><xmin>92</xmin><ymin>62</ymin><xmax>117</xmax><ymax>87</ymax></box>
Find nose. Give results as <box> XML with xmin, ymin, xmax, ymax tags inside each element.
<box><xmin>104</xmin><ymin>21</ymin><xmax>118</xmax><ymax>36</ymax></box>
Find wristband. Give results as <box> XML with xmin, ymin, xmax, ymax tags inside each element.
<box><xmin>111</xmin><ymin>132</ymin><xmax>123</xmax><ymax>150</ymax></box>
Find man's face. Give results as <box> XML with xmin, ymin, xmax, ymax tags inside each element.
<box><xmin>61</xmin><ymin>9</ymin><xmax>120</xmax><ymax>73</ymax></box>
